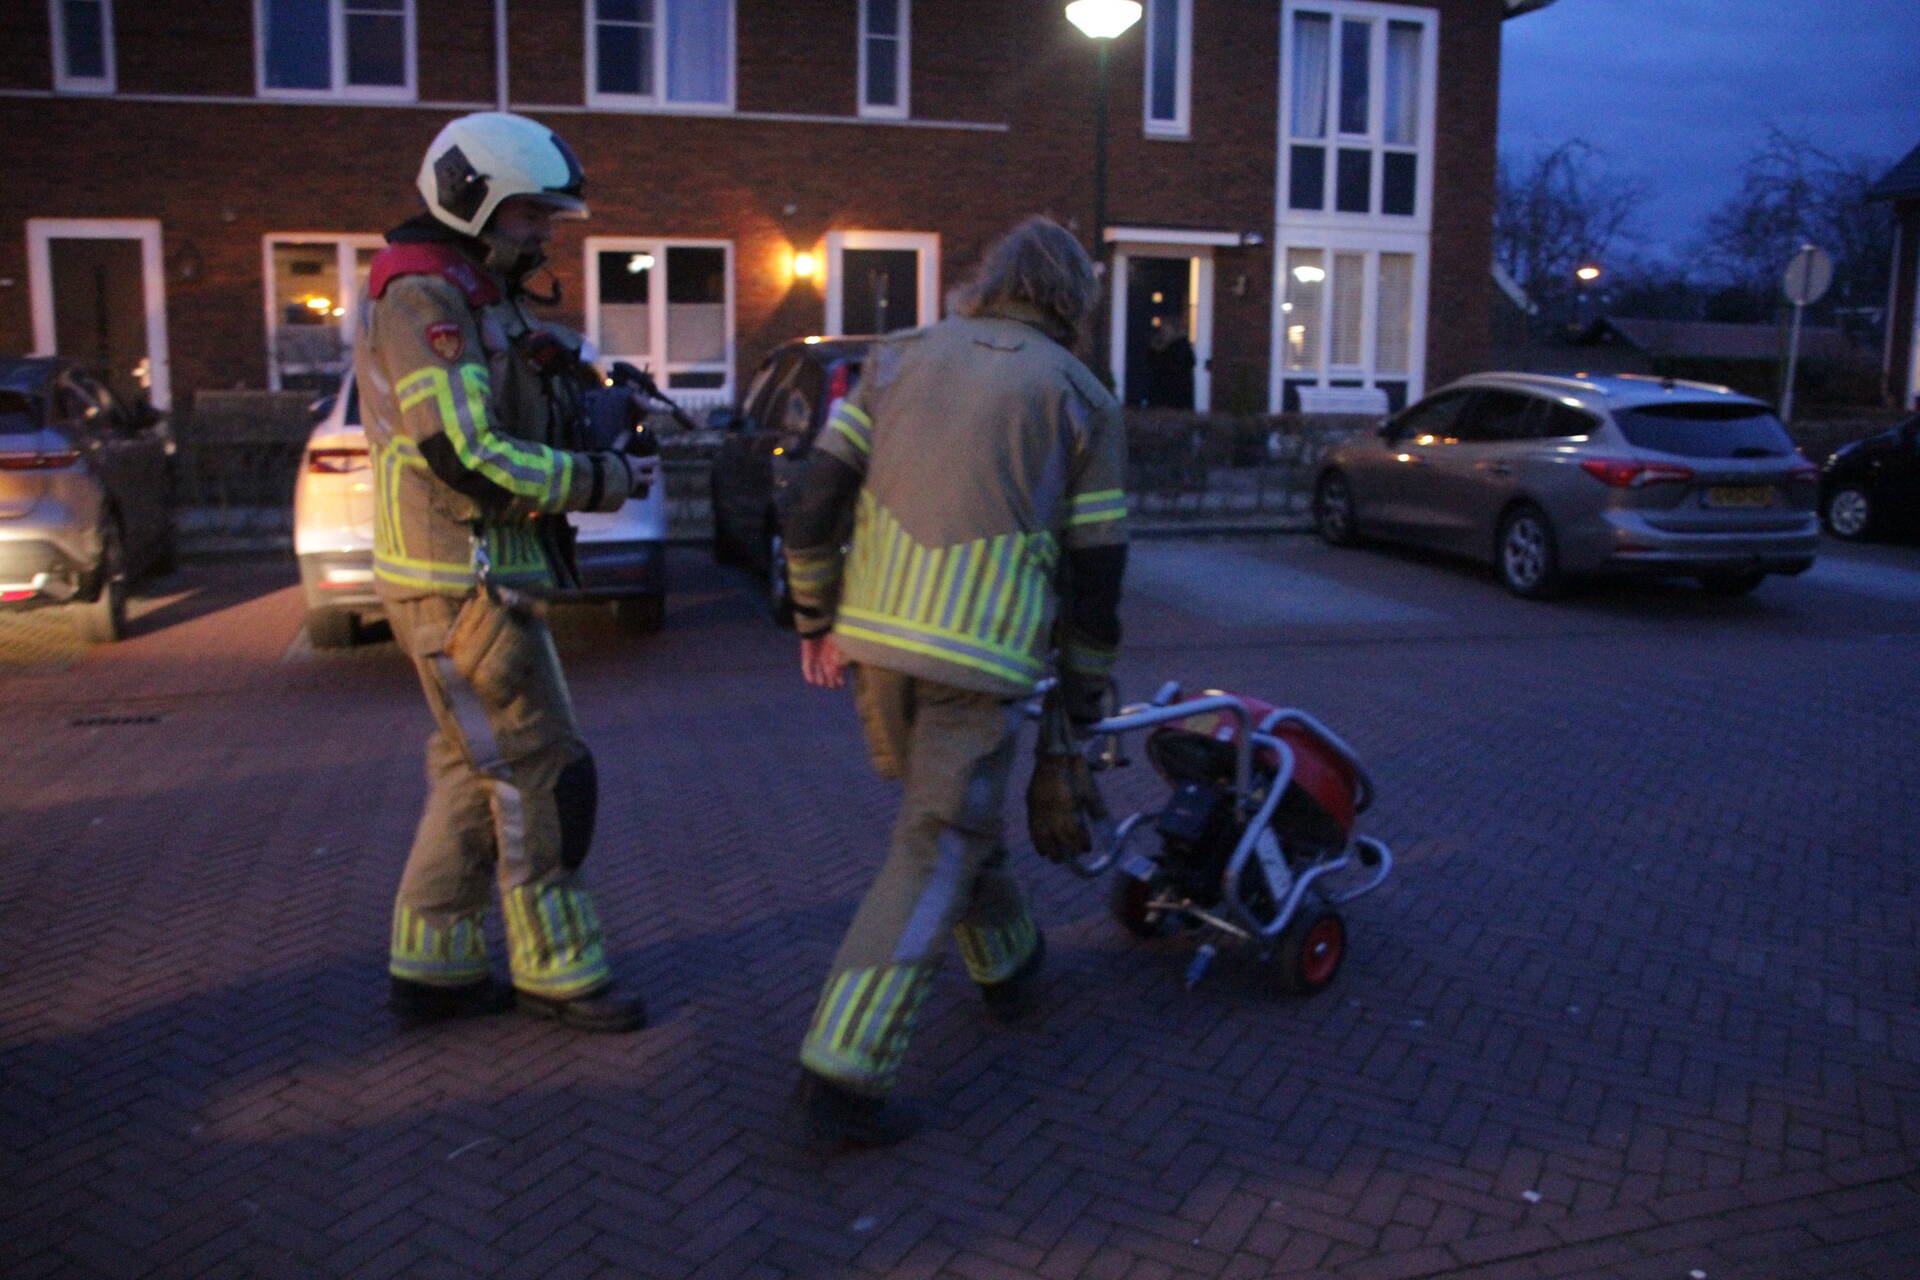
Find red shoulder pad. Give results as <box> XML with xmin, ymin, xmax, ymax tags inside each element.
<box><xmin>368</xmin><ymin>243</ymin><xmax>500</xmax><ymax>306</ymax></box>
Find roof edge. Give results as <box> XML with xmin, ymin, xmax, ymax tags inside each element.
<box><xmin>1504</xmin><ymin>0</ymin><xmax>1560</xmax><ymax>19</ymax></box>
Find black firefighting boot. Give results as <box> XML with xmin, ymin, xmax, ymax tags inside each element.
<box><xmin>514</xmin><ymin>983</ymin><xmax>648</xmax><ymax>1033</ymax></box>
<box><xmin>794</xmin><ymin>1071</ymin><xmax>924</xmax><ymax>1150</ymax></box>
<box><xmin>979</xmin><ymin>928</ymin><xmax>1047</xmax><ymax>1023</ymax></box>
<box><xmin>389</xmin><ymin>976</ymin><xmax>515</xmax><ymax>1025</ymax></box>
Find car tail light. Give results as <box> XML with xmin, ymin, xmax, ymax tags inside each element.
<box><xmin>0</xmin><ymin>449</ymin><xmax>81</xmax><ymax>471</ymax></box>
<box><xmin>1</xmin><ymin>588</ymin><xmax>37</xmax><ymax>601</ymax></box>
<box><xmin>307</xmin><ymin>448</ymin><xmax>369</xmax><ymax>474</ymax></box>
<box><xmin>1579</xmin><ymin>458</ymin><xmax>1694</xmax><ymax>488</ymax></box>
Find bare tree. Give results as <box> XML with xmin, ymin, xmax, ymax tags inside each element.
<box><xmin>1694</xmin><ymin>127</ymin><xmax>1893</xmax><ymax>329</ymax></box>
<box><xmin>1495</xmin><ymin>140</ymin><xmax>1646</xmax><ymax>326</ymax></box>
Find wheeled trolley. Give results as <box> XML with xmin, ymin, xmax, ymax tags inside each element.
<box><xmin>1060</xmin><ymin>682</ymin><xmax>1393</xmax><ymax>993</ymax></box>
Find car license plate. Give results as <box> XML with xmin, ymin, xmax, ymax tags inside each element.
<box><xmin>1706</xmin><ymin>485</ymin><xmax>1775</xmax><ymax>508</ymax></box>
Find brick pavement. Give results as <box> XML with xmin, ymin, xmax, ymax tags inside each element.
<box><xmin>1</xmin><ymin>544</ymin><xmax>1916</xmax><ymax>1279</ymax></box>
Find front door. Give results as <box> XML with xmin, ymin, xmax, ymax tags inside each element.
<box><xmin>29</xmin><ymin>219</ymin><xmax>170</xmax><ymax>410</ymax></box>
<box><xmin>1123</xmin><ymin>257</ymin><xmax>1195</xmax><ymax>409</ymax></box>
<box><xmin>841</xmin><ymin>248</ymin><xmax>920</xmax><ymax>335</ymax></box>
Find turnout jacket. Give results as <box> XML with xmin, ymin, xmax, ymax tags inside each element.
<box><xmin>784</xmin><ymin>304</ymin><xmax>1128</xmax><ymax>699</ymax></box>
<box><xmin>354</xmin><ymin>227</ymin><xmax>630</xmax><ymax>599</ymax></box>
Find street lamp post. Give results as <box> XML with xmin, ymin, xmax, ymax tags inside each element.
<box><xmin>1065</xmin><ymin>1</ymin><xmax>1142</xmax><ymax>377</ymax></box>
<box><xmin>1574</xmin><ymin>263</ymin><xmax>1601</xmax><ymax>329</ymax></box>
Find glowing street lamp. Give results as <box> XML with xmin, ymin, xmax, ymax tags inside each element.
<box><xmin>1065</xmin><ymin>1</ymin><xmax>1142</xmax><ymax>375</ymax></box>
<box><xmin>1574</xmin><ymin>263</ymin><xmax>1601</xmax><ymax>326</ymax></box>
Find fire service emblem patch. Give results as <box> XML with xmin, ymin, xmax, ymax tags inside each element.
<box><xmin>425</xmin><ymin>321</ymin><xmax>464</xmax><ymax>362</ymax></box>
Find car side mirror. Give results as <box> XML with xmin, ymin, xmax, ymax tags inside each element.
<box><xmin>1376</xmin><ymin>421</ymin><xmax>1399</xmax><ymax>442</ymax></box>
<box><xmin>308</xmin><ymin>394</ymin><xmax>338</xmax><ymax>426</ymax></box>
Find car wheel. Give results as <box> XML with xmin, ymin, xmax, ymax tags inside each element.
<box><xmin>1313</xmin><ymin>471</ymin><xmax>1360</xmax><ymax>547</ymax></box>
<box><xmin>71</xmin><ymin>519</ymin><xmax>128</xmax><ymax>644</ymax></box>
<box><xmin>767</xmin><ymin>527</ymin><xmax>796</xmax><ymax>629</ymax></box>
<box><xmin>1271</xmin><ymin>907</ymin><xmax>1346</xmax><ymax>996</ymax></box>
<box><xmin>1497</xmin><ymin>504</ymin><xmax>1565</xmax><ymax>599</ymax></box>
<box><xmin>612</xmin><ymin>593</ymin><xmax>665</xmax><ymax>635</ymax></box>
<box><xmin>306</xmin><ymin>608</ymin><xmax>357</xmax><ymax>649</ymax></box>
<box><xmin>1823</xmin><ymin>485</ymin><xmax>1873</xmax><ymax>541</ymax></box>
<box><xmin>1697</xmin><ymin>568</ymin><xmax>1766</xmax><ymax>597</ymax></box>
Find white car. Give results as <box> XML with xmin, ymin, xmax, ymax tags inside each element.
<box><xmin>293</xmin><ymin>371</ymin><xmax>668</xmax><ymax>647</ymax></box>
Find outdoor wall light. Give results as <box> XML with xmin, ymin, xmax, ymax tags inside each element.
<box><xmin>1064</xmin><ymin>0</ymin><xmax>1143</xmax><ymax>39</ymax></box>
<box><xmin>1292</xmin><ymin>264</ymin><xmax>1326</xmax><ymax>284</ymax></box>
<box><xmin>792</xmin><ymin>251</ymin><xmax>818</xmax><ymax>280</ymax></box>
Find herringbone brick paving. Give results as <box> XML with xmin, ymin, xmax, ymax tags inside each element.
<box><xmin>1</xmin><ymin>543</ymin><xmax>1915</xmax><ymax>1278</ymax></box>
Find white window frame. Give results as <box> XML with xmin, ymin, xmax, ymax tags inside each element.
<box><xmin>260</xmin><ymin>234</ymin><xmax>384</xmax><ymax>391</ymax></box>
<box><xmin>584</xmin><ymin>0</ymin><xmax>737</xmax><ymax>114</ymax></box>
<box><xmin>50</xmin><ymin>0</ymin><xmax>116</xmax><ymax>94</ymax></box>
<box><xmin>824</xmin><ymin>230</ymin><xmax>940</xmax><ymax>337</ymax></box>
<box><xmin>28</xmin><ymin>218</ymin><xmax>171</xmax><ymax>410</ymax></box>
<box><xmin>254</xmin><ymin>0</ymin><xmax>418</xmax><ymax>102</ymax></box>
<box><xmin>858</xmin><ymin>0</ymin><xmax>910</xmax><ymax>120</ymax></box>
<box><xmin>1277</xmin><ymin>0</ymin><xmax>1436</xmax><ymax>230</ymax></box>
<box><xmin>1142</xmin><ymin>0</ymin><xmax>1190</xmax><ymax>139</ymax></box>
<box><xmin>584</xmin><ymin>237</ymin><xmax>737</xmax><ymax>402</ymax></box>
<box><xmin>1266</xmin><ymin>229</ymin><xmax>1427</xmax><ymax>412</ymax></box>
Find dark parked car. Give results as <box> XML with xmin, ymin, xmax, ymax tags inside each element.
<box><xmin>0</xmin><ymin>357</ymin><xmax>174</xmax><ymax>641</ymax></box>
<box><xmin>1313</xmin><ymin>372</ymin><xmax>1820</xmax><ymax>598</ymax></box>
<box><xmin>1820</xmin><ymin>413</ymin><xmax>1920</xmax><ymax>541</ymax></box>
<box><xmin>709</xmin><ymin>336</ymin><xmax>870</xmax><ymax>624</ymax></box>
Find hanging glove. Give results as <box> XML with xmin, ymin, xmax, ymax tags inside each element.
<box><xmin>1026</xmin><ymin>690</ymin><xmax>1108</xmax><ymax>864</ymax></box>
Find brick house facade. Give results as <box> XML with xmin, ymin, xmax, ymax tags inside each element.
<box><xmin>2</xmin><ymin>0</ymin><xmax>1534</xmax><ymax>418</ymax></box>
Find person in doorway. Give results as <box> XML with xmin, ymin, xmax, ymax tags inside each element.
<box><xmin>780</xmin><ymin>217</ymin><xmax>1130</xmax><ymax>1146</ymax></box>
<box><xmin>356</xmin><ymin>112</ymin><xmax>655</xmax><ymax>1033</ymax></box>
<box><xmin>1144</xmin><ymin>317</ymin><xmax>1196</xmax><ymax>409</ymax></box>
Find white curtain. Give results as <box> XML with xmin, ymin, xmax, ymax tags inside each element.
<box><xmin>1330</xmin><ymin>252</ymin><xmax>1365</xmax><ymax>368</ymax></box>
<box><xmin>1375</xmin><ymin>253</ymin><xmax>1413</xmax><ymax>373</ymax></box>
<box><xmin>667</xmin><ymin>0</ymin><xmax>729</xmax><ymax>104</ymax></box>
<box><xmin>1385</xmin><ymin>21</ymin><xmax>1420</xmax><ymax>145</ymax></box>
<box><xmin>1290</xmin><ymin>12</ymin><xmax>1329</xmax><ymax>139</ymax></box>
<box><xmin>1284</xmin><ymin>248</ymin><xmax>1324</xmax><ymax>371</ymax></box>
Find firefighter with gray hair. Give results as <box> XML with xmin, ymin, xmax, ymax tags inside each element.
<box><xmin>356</xmin><ymin>112</ymin><xmax>654</xmax><ymax>1032</ymax></box>
<box><xmin>782</xmin><ymin>216</ymin><xmax>1129</xmax><ymax>1146</ymax></box>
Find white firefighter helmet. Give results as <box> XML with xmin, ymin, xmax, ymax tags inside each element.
<box><xmin>416</xmin><ymin>112</ymin><xmax>587</xmax><ymax>237</ymax></box>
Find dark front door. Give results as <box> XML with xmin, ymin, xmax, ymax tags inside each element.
<box><xmin>841</xmin><ymin>249</ymin><xmax>919</xmax><ymax>334</ymax></box>
<box><xmin>1125</xmin><ymin>256</ymin><xmax>1193</xmax><ymax>409</ymax></box>
<box><xmin>49</xmin><ymin>237</ymin><xmax>149</xmax><ymax>408</ymax></box>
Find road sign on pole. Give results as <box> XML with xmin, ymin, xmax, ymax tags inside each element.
<box><xmin>1779</xmin><ymin>244</ymin><xmax>1833</xmax><ymax>424</ymax></box>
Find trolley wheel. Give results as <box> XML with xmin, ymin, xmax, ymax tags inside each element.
<box><xmin>1110</xmin><ymin>874</ymin><xmax>1178</xmax><ymax>939</ymax></box>
<box><xmin>1272</xmin><ymin>908</ymin><xmax>1346</xmax><ymax>995</ymax></box>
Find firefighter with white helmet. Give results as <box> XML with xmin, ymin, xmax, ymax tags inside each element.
<box><xmin>357</xmin><ymin>111</ymin><xmax>653</xmax><ymax>1032</ymax></box>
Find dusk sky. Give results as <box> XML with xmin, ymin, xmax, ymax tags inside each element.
<box><xmin>1498</xmin><ymin>0</ymin><xmax>1920</xmax><ymax>265</ymax></box>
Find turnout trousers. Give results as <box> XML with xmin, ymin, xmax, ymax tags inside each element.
<box><xmin>384</xmin><ymin>590</ymin><xmax>614</xmax><ymax>1000</ymax></box>
<box><xmin>799</xmin><ymin>666</ymin><xmax>1041</xmax><ymax>1096</ymax></box>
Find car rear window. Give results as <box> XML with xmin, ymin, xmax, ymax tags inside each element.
<box><xmin>1613</xmin><ymin>402</ymin><xmax>1796</xmax><ymax>458</ymax></box>
<box><xmin>0</xmin><ymin>390</ymin><xmax>39</xmax><ymax>434</ymax></box>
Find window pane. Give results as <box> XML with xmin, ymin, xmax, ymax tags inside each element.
<box><xmin>345</xmin><ymin>13</ymin><xmax>406</xmax><ymax>86</ymax></box>
<box><xmin>597</xmin><ymin>250</ymin><xmax>652</xmax><ymax>357</ymax></box>
<box><xmin>1382</xmin><ymin>152</ymin><xmax>1416</xmax><ymax>215</ymax></box>
<box><xmin>1289</xmin><ymin>12</ymin><xmax>1329</xmax><ymax>138</ymax></box>
<box><xmin>1329</xmin><ymin>252</ymin><xmax>1364</xmax><ymax>367</ymax></box>
<box><xmin>1148</xmin><ymin>0</ymin><xmax>1178</xmax><ymax>122</ymax></box>
<box><xmin>666</xmin><ymin>0</ymin><xmax>729</xmax><ymax>104</ymax></box>
<box><xmin>1288</xmin><ymin>145</ymin><xmax>1325</xmax><ymax>210</ymax></box>
<box><xmin>265</xmin><ymin>0</ymin><xmax>330</xmax><ymax>89</ymax></box>
<box><xmin>665</xmin><ymin>247</ymin><xmax>726</xmax><ymax>364</ymax></box>
<box><xmin>61</xmin><ymin>0</ymin><xmax>107</xmax><ymax>79</ymax></box>
<box><xmin>865</xmin><ymin>0</ymin><xmax>898</xmax><ymax>38</ymax></box>
<box><xmin>598</xmin><ymin>0</ymin><xmax>645</xmax><ymax>19</ymax></box>
<box><xmin>1338</xmin><ymin>19</ymin><xmax>1369</xmax><ymax>134</ymax></box>
<box><xmin>1375</xmin><ymin>253</ymin><xmax>1412</xmax><ymax>374</ymax></box>
<box><xmin>271</xmin><ymin>242</ymin><xmax>345</xmax><ymax>380</ymax></box>
<box><xmin>1335</xmin><ymin>148</ymin><xmax>1371</xmax><ymax>213</ymax></box>
<box><xmin>1283</xmin><ymin>248</ymin><xmax>1324</xmax><ymax>371</ymax></box>
<box><xmin>597</xmin><ymin>24</ymin><xmax>650</xmax><ymax>95</ymax></box>
<box><xmin>866</xmin><ymin>36</ymin><xmax>898</xmax><ymax>106</ymax></box>
<box><xmin>1384</xmin><ymin>21</ymin><xmax>1420</xmax><ymax>144</ymax></box>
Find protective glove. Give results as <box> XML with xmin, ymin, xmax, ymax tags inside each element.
<box><xmin>1027</xmin><ymin>750</ymin><xmax>1106</xmax><ymax>864</ymax></box>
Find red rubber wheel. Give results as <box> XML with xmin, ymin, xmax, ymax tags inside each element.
<box><xmin>1274</xmin><ymin>909</ymin><xmax>1346</xmax><ymax>995</ymax></box>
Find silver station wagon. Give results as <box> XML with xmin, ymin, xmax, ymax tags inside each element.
<box><xmin>1311</xmin><ymin>372</ymin><xmax>1820</xmax><ymax>598</ymax></box>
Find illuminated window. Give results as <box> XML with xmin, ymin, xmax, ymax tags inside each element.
<box><xmin>265</xmin><ymin>235</ymin><xmax>382</xmax><ymax>391</ymax></box>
